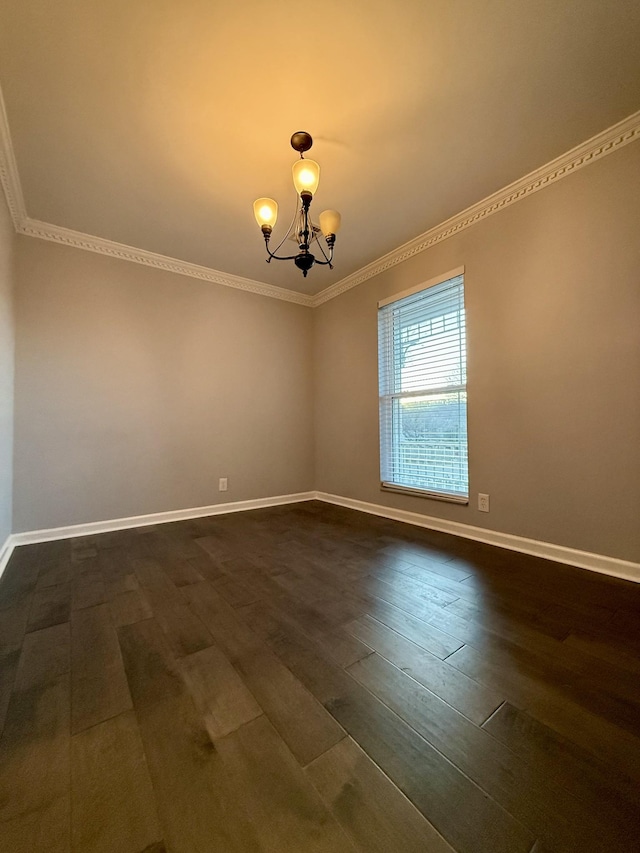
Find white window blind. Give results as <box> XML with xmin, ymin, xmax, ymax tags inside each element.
<box><xmin>378</xmin><ymin>271</ymin><xmax>468</xmax><ymax>501</ymax></box>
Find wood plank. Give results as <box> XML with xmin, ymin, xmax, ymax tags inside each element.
<box><xmin>94</xmin><ymin>531</ymin><xmax>139</xmax><ymax>552</ymax></box>
<box><xmin>299</xmin><ymin>549</ymin><xmax>372</xmax><ymax>586</ymax></box>
<box><xmin>100</xmin><ymin>549</ymin><xmax>143</xmax><ymax>600</ymax></box>
<box><xmin>185</xmin><ymin>553</ymin><xmax>227</xmax><ymax>582</ymax></box>
<box><xmin>367</xmin><ymin>568</ymin><xmax>462</xmax><ymax>609</ymax></box>
<box><xmin>27</xmin><ymin>582</ymin><xmax>72</xmax><ymax>632</ymax></box>
<box><xmin>132</xmin><ymin>557</ymin><xmax>178</xmax><ymax>596</ymax></box>
<box><xmin>482</xmin><ymin>701</ymin><xmax>640</xmax><ymax>827</ymax></box>
<box><xmin>146</xmin><ymin>589</ymin><xmax>214</xmax><ymax>657</ymax></box>
<box><xmin>70</xmin><ymin>539</ymin><xmax>98</xmax><ymax>563</ymax></box>
<box><xmin>381</xmin><ymin>541</ymin><xmax>469</xmax><ymax>573</ymax></box>
<box><xmin>36</xmin><ymin>561</ymin><xmax>74</xmax><ymax>589</ymax></box>
<box><xmin>214</xmin><ymin>715</ymin><xmax>355</xmax><ymax>852</ymax></box>
<box><xmin>309</xmin><ymin>593</ymin><xmax>370</xmax><ymax>629</ymax></box>
<box><xmin>306</xmin><ymin>737</ymin><xmax>456</xmax><ymax>853</ymax></box>
<box><xmin>134</xmin><ymin>561</ymin><xmax>215</xmax><ymax>657</ymax></box>
<box><xmin>157</xmin><ymin>557</ymin><xmax>204</xmax><ymax>588</ymax></box>
<box><xmin>71</xmin><ymin>603</ymin><xmax>132</xmax><ymax>733</ymax></box>
<box><xmin>71</xmin><ymin>710</ymin><xmax>163</xmax><ymax>853</ymax></box>
<box><xmin>445</xmin><ymin>626</ymin><xmax>640</xmax><ymax>735</ymax></box>
<box><xmin>0</xmin><ymin>554</ymin><xmax>41</xmax><ymax>653</ymax></box>
<box><xmin>117</xmin><ymin>618</ymin><xmax>262</xmax><ymax>852</ymax></box>
<box><xmin>0</xmin><ymin>545</ymin><xmax>41</xmax><ymax>587</ymax></box>
<box><xmin>436</xmin><ymin>601</ymin><xmax>640</xmax><ymax>708</ymax></box>
<box><xmin>344</xmin><ymin>614</ymin><xmax>502</xmax><ymax>724</ymax></box>
<box><xmin>72</xmin><ymin>567</ymin><xmax>106</xmax><ymax>611</ymax></box>
<box><xmin>373</xmin><ymin>556</ymin><xmax>482</xmax><ymax>600</ymax></box>
<box><xmin>272</xmin><ymin>568</ymin><xmax>371</xmax><ymax>626</ymax></box>
<box><xmin>363</xmin><ymin>597</ymin><xmax>463</xmax><ymax>659</ymax></box>
<box><xmin>240</xmin><ymin>592</ymin><xmax>374</xmax><ymax>669</ymax></box>
<box><xmin>377</xmin><ymin>550</ymin><xmax>475</xmax><ymax>583</ymax></box>
<box><xmin>536</xmin><ymin>600</ymin><xmax>616</xmax><ymax>633</ymax></box>
<box><xmin>382</xmin><ymin>558</ymin><xmax>562</xmax><ymax>629</ymax></box>
<box><xmin>355</xmin><ymin>575</ymin><xmax>454</xmax><ymax>624</ymax></box>
<box><xmin>447</xmin><ymin>641</ymin><xmax>640</xmax><ymax>782</ymax></box>
<box><xmin>182</xmin><ymin>582</ymin><xmax>346</xmax><ymax>765</ymax></box>
<box><xmin>0</xmin><ymin>650</ymin><xmax>20</xmax><ymax>736</ymax></box>
<box><xmin>348</xmin><ymin>651</ymin><xmax>632</xmax><ymax>852</ymax></box>
<box><xmin>194</xmin><ymin>534</ymin><xmax>235</xmax><ymax>563</ymax></box>
<box><xmin>461</xmin><ymin>556</ymin><xmax>633</xmax><ymax>613</ymax></box>
<box><xmin>311</xmin><ymin>625</ymin><xmax>374</xmax><ymax>668</ymax></box>
<box><xmin>0</xmin><ymin>675</ymin><xmax>70</xmax><ymax>853</ymax></box>
<box><xmin>212</xmin><ymin>574</ymin><xmax>262</xmax><ymax>608</ymax></box>
<box><xmin>242</xmin><ymin>604</ymin><xmax>534</xmax><ymax>853</ymax></box>
<box><xmin>529</xmin><ymin>842</ymin><xmax>553</xmax><ymax>853</ymax></box>
<box><xmin>0</xmin><ymin>597</ymin><xmax>33</xmax><ymax>654</ymax></box>
<box><xmin>15</xmin><ymin>622</ymin><xmax>70</xmax><ymax>691</ymax></box>
<box><xmin>215</xmin><ymin>556</ymin><xmax>287</xmax><ymax>600</ymax></box>
<box><xmin>103</xmin><ymin>569</ymin><xmax>141</xmax><ymax>600</ymax></box>
<box><xmin>415</xmin><ymin>594</ymin><xmax>574</xmax><ymax>655</ymax></box>
<box><xmin>179</xmin><ymin>644</ymin><xmax>262</xmax><ymax>739</ymax></box>
<box><xmin>109</xmin><ymin>588</ymin><xmax>153</xmax><ymax>627</ymax></box>
<box><xmin>232</xmin><ymin>646</ymin><xmax>346</xmax><ymax>766</ymax></box>
<box><xmin>180</xmin><ymin>580</ymin><xmax>261</xmax><ymax>661</ymax></box>
<box><xmin>564</xmin><ymin>630</ymin><xmax>640</xmax><ymax>675</ymax></box>
<box><xmin>1</xmin><ymin>622</ymin><xmax>70</xmax><ymax>765</ymax></box>
<box><xmin>146</xmin><ymin>528</ymin><xmax>203</xmax><ymax>561</ymax></box>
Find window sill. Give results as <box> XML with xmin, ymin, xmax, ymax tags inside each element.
<box><xmin>380</xmin><ymin>482</ymin><xmax>469</xmax><ymax>505</ymax></box>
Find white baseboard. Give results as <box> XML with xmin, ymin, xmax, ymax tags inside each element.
<box><xmin>0</xmin><ymin>534</ymin><xmax>16</xmax><ymax>583</ymax></box>
<box><xmin>4</xmin><ymin>490</ymin><xmax>638</xmax><ymax>585</ymax></box>
<box><xmin>316</xmin><ymin>492</ymin><xmax>640</xmax><ymax>584</ymax></box>
<box><xmin>10</xmin><ymin>491</ymin><xmax>316</xmax><ymax>547</ymax></box>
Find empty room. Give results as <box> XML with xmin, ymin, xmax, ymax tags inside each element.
<box><xmin>1</xmin><ymin>2</ymin><xmax>639</xmax><ymax>851</ymax></box>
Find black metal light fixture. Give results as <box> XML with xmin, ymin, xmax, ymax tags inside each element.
<box><xmin>253</xmin><ymin>131</ymin><xmax>341</xmax><ymax>277</ymax></box>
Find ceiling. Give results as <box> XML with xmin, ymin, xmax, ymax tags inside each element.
<box><xmin>1</xmin><ymin>1</ymin><xmax>640</xmax><ymax>297</ymax></box>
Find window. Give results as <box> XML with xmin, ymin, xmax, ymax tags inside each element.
<box><xmin>378</xmin><ymin>268</ymin><xmax>468</xmax><ymax>502</ymax></box>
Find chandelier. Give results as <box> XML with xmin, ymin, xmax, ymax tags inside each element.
<box><xmin>253</xmin><ymin>131</ymin><xmax>341</xmax><ymax>277</ymax></box>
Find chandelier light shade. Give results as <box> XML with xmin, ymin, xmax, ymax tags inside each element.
<box><xmin>292</xmin><ymin>158</ymin><xmax>320</xmax><ymax>196</ymax></box>
<box><xmin>253</xmin><ymin>131</ymin><xmax>341</xmax><ymax>277</ymax></box>
<box><xmin>253</xmin><ymin>198</ymin><xmax>278</xmax><ymax>229</ymax></box>
<box><xmin>319</xmin><ymin>209</ymin><xmax>341</xmax><ymax>238</ymax></box>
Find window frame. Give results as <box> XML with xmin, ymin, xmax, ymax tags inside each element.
<box><xmin>377</xmin><ymin>266</ymin><xmax>469</xmax><ymax>505</ymax></box>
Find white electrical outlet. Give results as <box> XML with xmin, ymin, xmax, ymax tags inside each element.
<box><xmin>478</xmin><ymin>493</ymin><xmax>490</xmax><ymax>512</ymax></box>
<box><xmin>219</xmin><ymin>477</ymin><xmax>228</xmax><ymax>492</ymax></box>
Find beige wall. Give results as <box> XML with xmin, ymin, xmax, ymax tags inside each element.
<box><xmin>314</xmin><ymin>142</ymin><xmax>640</xmax><ymax>563</ymax></box>
<box><xmin>0</xmin><ymin>192</ymin><xmax>15</xmax><ymax>546</ymax></box>
<box><xmin>7</xmin><ymin>141</ymin><xmax>640</xmax><ymax>564</ymax></box>
<box><xmin>13</xmin><ymin>238</ymin><xmax>314</xmax><ymax>531</ymax></box>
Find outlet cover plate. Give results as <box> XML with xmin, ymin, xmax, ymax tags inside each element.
<box><xmin>478</xmin><ymin>493</ymin><xmax>490</xmax><ymax>512</ymax></box>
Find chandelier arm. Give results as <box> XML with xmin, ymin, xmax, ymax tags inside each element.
<box><xmin>315</xmin><ymin>238</ymin><xmax>332</xmax><ymax>265</ymax></box>
<box><xmin>265</xmin><ymin>246</ymin><xmax>299</xmax><ymax>262</ymax></box>
<box><xmin>265</xmin><ymin>196</ymin><xmax>300</xmax><ymax>260</ymax></box>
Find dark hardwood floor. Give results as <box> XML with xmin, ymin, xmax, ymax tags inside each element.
<box><xmin>0</xmin><ymin>500</ymin><xmax>639</xmax><ymax>852</ymax></box>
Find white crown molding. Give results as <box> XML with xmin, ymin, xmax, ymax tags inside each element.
<box><xmin>316</xmin><ymin>492</ymin><xmax>640</xmax><ymax>583</ymax></box>
<box><xmin>0</xmin><ymin>85</ymin><xmax>311</xmax><ymax>305</ymax></box>
<box><xmin>0</xmin><ymin>85</ymin><xmax>27</xmax><ymax>229</ymax></box>
<box><xmin>9</xmin><ymin>491</ymin><xmax>317</xmax><ymax>546</ymax></box>
<box><xmin>17</xmin><ymin>218</ymin><xmax>314</xmax><ymax>306</ymax></box>
<box><xmin>311</xmin><ymin>109</ymin><xmax>640</xmax><ymax>307</ymax></box>
<box><xmin>2</xmin><ymin>70</ymin><xmax>639</xmax><ymax>309</ymax></box>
